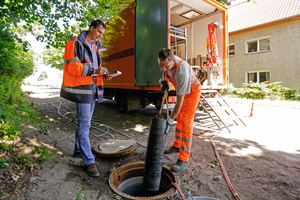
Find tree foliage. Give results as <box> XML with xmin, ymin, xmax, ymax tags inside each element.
<box><xmin>216</xmin><ymin>0</ymin><xmax>251</xmax><ymax>6</ymax></box>
<box><xmin>0</xmin><ymin>25</ymin><xmax>34</xmax><ymax>108</ymax></box>
<box><xmin>216</xmin><ymin>0</ymin><xmax>234</xmax><ymax>6</ymax></box>
<box><xmin>0</xmin><ymin>0</ymin><xmax>133</xmax><ymax>110</ymax></box>
<box><xmin>1</xmin><ymin>0</ymin><xmax>134</xmax><ymax>68</ymax></box>
<box><xmin>41</xmin><ymin>0</ymin><xmax>134</xmax><ymax>69</ymax></box>
<box><xmin>1</xmin><ymin>0</ymin><xmax>237</xmax><ymax>74</ymax></box>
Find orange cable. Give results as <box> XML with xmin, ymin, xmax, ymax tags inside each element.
<box><xmin>169</xmin><ymin>183</ymin><xmax>186</xmax><ymax>200</ymax></box>
<box><xmin>193</xmin><ymin>131</ymin><xmax>241</xmax><ymax>200</ymax></box>
<box><xmin>208</xmin><ymin>137</ymin><xmax>241</xmax><ymax>200</ymax></box>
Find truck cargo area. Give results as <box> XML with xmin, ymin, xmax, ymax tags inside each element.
<box><xmin>101</xmin><ymin>0</ymin><xmax>228</xmax><ymax>113</ymax></box>
<box><xmin>169</xmin><ymin>0</ymin><xmax>227</xmax><ymax>89</ymax></box>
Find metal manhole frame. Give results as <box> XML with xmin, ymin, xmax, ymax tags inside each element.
<box><xmin>94</xmin><ymin>137</ymin><xmax>137</xmax><ymax>157</ymax></box>
<box><xmin>109</xmin><ymin>162</ymin><xmax>180</xmax><ymax>200</ymax></box>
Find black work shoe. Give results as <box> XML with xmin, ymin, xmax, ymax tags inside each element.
<box><xmin>164</xmin><ymin>146</ymin><xmax>180</xmax><ymax>154</ymax></box>
<box><xmin>171</xmin><ymin>159</ymin><xmax>189</xmax><ymax>173</ymax></box>
<box><xmin>86</xmin><ymin>163</ymin><xmax>100</xmax><ymax>177</ymax></box>
<box><xmin>72</xmin><ymin>152</ymin><xmax>81</xmax><ymax>158</ymax></box>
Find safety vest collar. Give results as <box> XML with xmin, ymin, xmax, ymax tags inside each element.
<box><xmin>174</xmin><ymin>59</ymin><xmax>184</xmax><ymax>75</ymax></box>
<box><xmin>78</xmin><ymin>31</ymin><xmax>101</xmax><ymax>50</ymax></box>
<box><xmin>165</xmin><ymin>58</ymin><xmax>200</xmax><ymax>90</ymax></box>
<box><xmin>165</xmin><ymin>59</ymin><xmax>184</xmax><ymax>89</ymax></box>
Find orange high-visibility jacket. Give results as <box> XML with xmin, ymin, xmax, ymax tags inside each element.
<box><xmin>60</xmin><ymin>31</ymin><xmax>104</xmax><ymax>103</ymax></box>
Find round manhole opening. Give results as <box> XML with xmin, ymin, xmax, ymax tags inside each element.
<box><xmin>109</xmin><ymin>162</ymin><xmax>180</xmax><ymax>200</ymax></box>
<box><xmin>94</xmin><ymin>138</ymin><xmax>137</xmax><ymax>157</ymax></box>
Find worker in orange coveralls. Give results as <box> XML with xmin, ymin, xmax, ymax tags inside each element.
<box><xmin>158</xmin><ymin>48</ymin><xmax>201</xmax><ymax>173</ymax></box>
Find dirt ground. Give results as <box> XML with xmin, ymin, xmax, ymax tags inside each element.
<box><xmin>2</xmin><ymin>86</ymin><xmax>300</xmax><ymax>200</ymax></box>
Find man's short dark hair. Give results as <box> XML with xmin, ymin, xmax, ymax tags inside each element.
<box><xmin>158</xmin><ymin>48</ymin><xmax>174</xmax><ymax>62</ymax></box>
<box><xmin>89</xmin><ymin>19</ymin><xmax>107</xmax><ymax>30</ymax></box>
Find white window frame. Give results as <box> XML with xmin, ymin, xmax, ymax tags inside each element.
<box><xmin>229</xmin><ymin>43</ymin><xmax>235</xmax><ymax>56</ymax></box>
<box><xmin>245</xmin><ymin>71</ymin><xmax>270</xmax><ymax>84</ymax></box>
<box><xmin>245</xmin><ymin>37</ymin><xmax>270</xmax><ymax>54</ymax></box>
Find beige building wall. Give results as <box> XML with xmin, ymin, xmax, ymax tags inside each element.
<box><xmin>229</xmin><ymin>19</ymin><xmax>300</xmax><ymax>89</ymax></box>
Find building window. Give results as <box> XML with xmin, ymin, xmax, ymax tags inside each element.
<box><xmin>246</xmin><ymin>37</ymin><xmax>270</xmax><ymax>53</ymax></box>
<box><xmin>229</xmin><ymin>44</ymin><xmax>235</xmax><ymax>56</ymax></box>
<box><xmin>246</xmin><ymin>71</ymin><xmax>270</xmax><ymax>83</ymax></box>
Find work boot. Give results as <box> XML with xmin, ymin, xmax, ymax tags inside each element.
<box><xmin>86</xmin><ymin>163</ymin><xmax>100</xmax><ymax>177</ymax></box>
<box><xmin>171</xmin><ymin>159</ymin><xmax>189</xmax><ymax>173</ymax></box>
<box><xmin>72</xmin><ymin>152</ymin><xmax>81</xmax><ymax>158</ymax></box>
<box><xmin>164</xmin><ymin>146</ymin><xmax>179</xmax><ymax>154</ymax></box>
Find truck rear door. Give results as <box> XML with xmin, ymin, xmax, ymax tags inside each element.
<box><xmin>135</xmin><ymin>0</ymin><xmax>168</xmax><ymax>87</ymax></box>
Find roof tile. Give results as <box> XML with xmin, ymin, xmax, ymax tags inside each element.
<box><xmin>228</xmin><ymin>0</ymin><xmax>300</xmax><ymax>33</ymax></box>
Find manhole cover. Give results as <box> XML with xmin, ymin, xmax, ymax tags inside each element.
<box><xmin>94</xmin><ymin>138</ymin><xmax>137</xmax><ymax>157</ymax></box>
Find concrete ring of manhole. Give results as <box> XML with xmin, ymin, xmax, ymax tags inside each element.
<box><xmin>94</xmin><ymin>137</ymin><xmax>137</xmax><ymax>157</ymax></box>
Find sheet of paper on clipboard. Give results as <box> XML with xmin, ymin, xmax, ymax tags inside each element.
<box><xmin>103</xmin><ymin>71</ymin><xmax>122</xmax><ymax>77</ymax></box>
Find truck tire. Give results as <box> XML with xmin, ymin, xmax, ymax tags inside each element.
<box><xmin>115</xmin><ymin>90</ymin><xmax>141</xmax><ymax>113</ymax></box>
<box><xmin>116</xmin><ymin>93</ymin><xmax>128</xmax><ymax>113</ymax></box>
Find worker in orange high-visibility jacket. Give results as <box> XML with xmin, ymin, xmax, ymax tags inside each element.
<box><xmin>158</xmin><ymin>48</ymin><xmax>201</xmax><ymax>173</ymax></box>
<box><xmin>60</xmin><ymin>19</ymin><xmax>113</xmax><ymax>177</ymax></box>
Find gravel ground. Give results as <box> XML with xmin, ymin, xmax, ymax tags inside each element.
<box><xmin>6</xmin><ymin>86</ymin><xmax>299</xmax><ymax>200</ymax></box>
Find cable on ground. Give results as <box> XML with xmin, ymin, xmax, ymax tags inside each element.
<box><xmin>52</xmin><ymin>102</ymin><xmax>112</xmax><ymax>142</ymax></box>
<box><xmin>193</xmin><ymin>131</ymin><xmax>241</xmax><ymax>200</ymax></box>
<box><xmin>168</xmin><ymin>183</ymin><xmax>186</xmax><ymax>200</ymax></box>
<box><xmin>51</xmin><ymin>101</ymin><xmax>146</xmax><ymax>148</ymax></box>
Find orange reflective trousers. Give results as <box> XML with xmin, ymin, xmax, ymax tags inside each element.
<box><xmin>166</xmin><ymin>60</ymin><xmax>201</xmax><ymax>162</ymax></box>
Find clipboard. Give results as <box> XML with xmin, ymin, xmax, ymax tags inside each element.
<box><xmin>103</xmin><ymin>71</ymin><xmax>122</xmax><ymax>77</ymax></box>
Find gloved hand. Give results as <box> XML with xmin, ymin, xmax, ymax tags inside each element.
<box><xmin>160</xmin><ymin>80</ymin><xmax>169</xmax><ymax>92</ymax></box>
<box><xmin>164</xmin><ymin>117</ymin><xmax>174</xmax><ymax>136</ymax></box>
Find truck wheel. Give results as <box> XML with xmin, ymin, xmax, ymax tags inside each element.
<box><xmin>116</xmin><ymin>95</ymin><xmax>128</xmax><ymax>113</ymax></box>
<box><xmin>116</xmin><ymin>90</ymin><xmax>140</xmax><ymax>113</ymax></box>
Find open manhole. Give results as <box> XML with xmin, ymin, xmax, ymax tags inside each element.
<box><xmin>109</xmin><ymin>162</ymin><xmax>180</xmax><ymax>200</ymax></box>
<box><xmin>94</xmin><ymin>138</ymin><xmax>137</xmax><ymax>157</ymax></box>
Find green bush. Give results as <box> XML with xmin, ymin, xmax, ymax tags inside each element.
<box><xmin>0</xmin><ymin>26</ymin><xmax>41</xmax><ymax>141</ymax></box>
<box><xmin>220</xmin><ymin>82</ymin><xmax>300</xmax><ymax>101</ymax></box>
<box><xmin>0</xmin><ymin>120</ymin><xmax>21</xmax><ymax>140</ymax></box>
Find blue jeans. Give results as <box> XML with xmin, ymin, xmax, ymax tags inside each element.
<box><xmin>74</xmin><ymin>100</ymin><xmax>96</xmax><ymax>166</ymax></box>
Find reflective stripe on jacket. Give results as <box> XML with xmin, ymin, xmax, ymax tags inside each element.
<box><xmin>60</xmin><ymin>31</ymin><xmax>104</xmax><ymax>103</ymax></box>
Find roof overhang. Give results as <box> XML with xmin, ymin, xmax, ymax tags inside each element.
<box><xmin>229</xmin><ymin>14</ymin><xmax>300</xmax><ymax>36</ymax></box>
